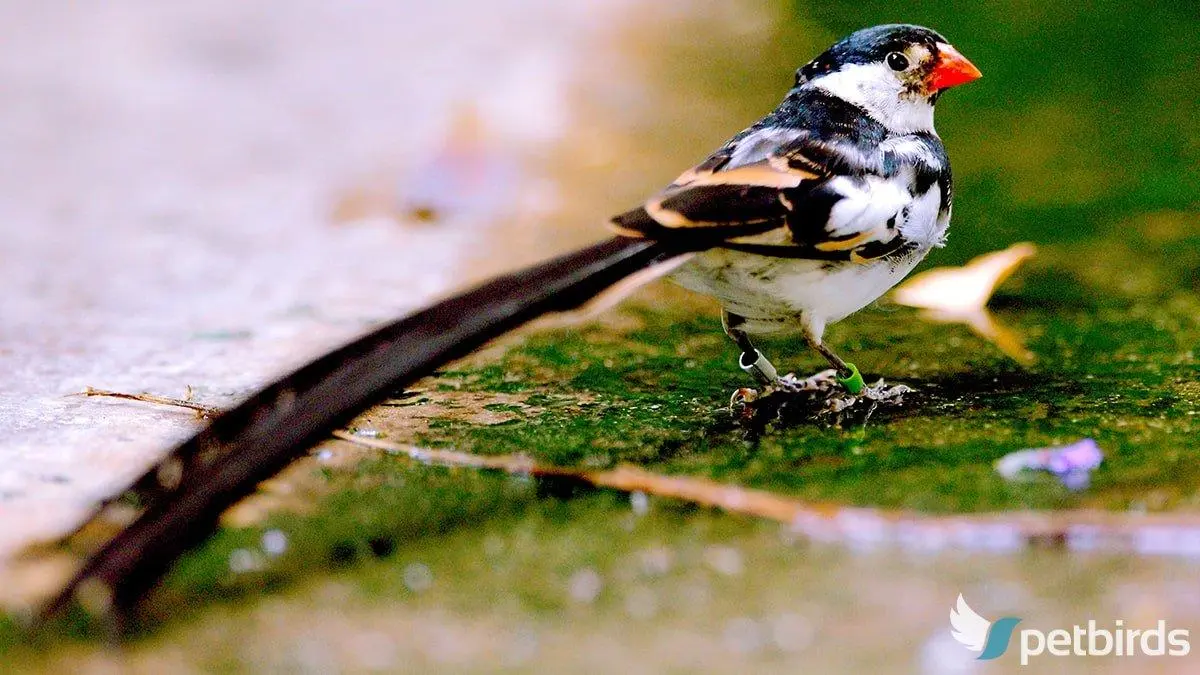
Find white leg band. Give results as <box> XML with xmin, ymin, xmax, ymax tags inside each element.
<box><xmin>739</xmin><ymin>349</ymin><xmax>778</xmax><ymax>384</ymax></box>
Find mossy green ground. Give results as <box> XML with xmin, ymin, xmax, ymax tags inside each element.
<box><xmin>7</xmin><ymin>227</ymin><xmax>1197</xmax><ymax>672</ymax></box>
<box><xmin>5</xmin><ymin>1</ymin><xmax>1198</xmax><ymax>672</ymax></box>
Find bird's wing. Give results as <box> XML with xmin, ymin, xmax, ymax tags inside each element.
<box><xmin>610</xmin><ymin>131</ymin><xmax>910</xmax><ymax>263</ymax></box>
<box><xmin>949</xmin><ymin>594</ymin><xmax>992</xmax><ymax>652</ymax></box>
<box><xmin>609</xmin><ymin>144</ymin><xmax>816</xmax><ymax>240</ymax></box>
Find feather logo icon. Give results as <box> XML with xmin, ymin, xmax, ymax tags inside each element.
<box><xmin>950</xmin><ymin>594</ymin><xmax>1023</xmax><ymax>660</ymax></box>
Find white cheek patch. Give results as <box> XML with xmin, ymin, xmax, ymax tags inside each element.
<box><xmin>811</xmin><ymin>63</ymin><xmax>935</xmax><ymax>133</ymax></box>
<box><xmin>813</xmin><ymin>62</ymin><xmax>897</xmax><ymax>105</ymax></box>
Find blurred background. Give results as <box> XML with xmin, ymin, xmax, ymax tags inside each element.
<box><xmin>1</xmin><ymin>0</ymin><xmax>1197</xmax><ymax>672</ymax></box>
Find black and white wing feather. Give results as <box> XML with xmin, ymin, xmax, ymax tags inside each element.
<box><xmin>611</xmin><ymin>123</ymin><xmax>948</xmax><ymax>263</ymax></box>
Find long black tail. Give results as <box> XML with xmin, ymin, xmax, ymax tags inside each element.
<box><xmin>39</xmin><ymin>236</ymin><xmax>681</xmax><ymax>622</ymax></box>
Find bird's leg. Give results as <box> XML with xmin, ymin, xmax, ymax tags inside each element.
<box><xmin>722</xmin><ymin>310</ymin><xmax>778</xmax><ymax>385</ymax></box>
<box><xmin>806</xmin><ymin>335</ymin><xmax>854</xmax><ymax>377</ymax></box>
<box><xmin>803</xmin><ymin>331</ymin><xmax>913</xmax><ymax>404</ymax></box>
<box><xmin>803</xmin><ymin>330</ymin><xmax>865</xmax><ymax>395</ymax></box>
<box><xmin>725</xmin><ymin>315</ymin><xmax>912</xmax><ymax>422</ymax></box>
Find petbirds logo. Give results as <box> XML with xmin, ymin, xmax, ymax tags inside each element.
<box><xmin>950</xmin><ymin>594</ymin><xmax>1191</xmax><ymax>666</ymax></box>
<box><xmin>950</xmin><ymin>594</ymin><xmax>1022</xmax><ymax>660</ymax></box>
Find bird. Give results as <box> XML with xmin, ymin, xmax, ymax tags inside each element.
<box><xmin>613</xmin><ymin>23</ymin><xmax>982</xmax><ymax>393</ymax></box>
<box><xmin>38</xmin><ymin>24</ymin><xmax>980</xmax><ymax>625</ymax></box>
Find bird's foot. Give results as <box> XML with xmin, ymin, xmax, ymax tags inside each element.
<box><xmin>730</xmin><ymin>370</ymin><xmax>913</xmax><ymax>426</ymax></box>
<box><xmin>728</xmin><ymin>370</ymin><xmax>838</xmax><ymax>409</ymax></box>
<box><xmin>821</xmin><ymin>378</ymin><xmax>913</xmax><ymax>414</ymax></box>
<box><xmin>774</xmin><ymin>369</ymin><xmax>843</xmax><ymax>394</ymax></box>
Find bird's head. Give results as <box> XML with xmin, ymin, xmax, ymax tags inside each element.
<box><xmin>796</xmin><ymin>24</ymin><xmax>982</xmax><ymax>133</ymax></box>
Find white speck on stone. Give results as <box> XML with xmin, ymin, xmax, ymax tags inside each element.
<box><xmin>403</xmin><ymin>562</ymin><xmax>433</xmax><ymax>593</ymax></box>
<box><xmin>229</xmin><ymin>548</ymin><xmax>263</xmax><ymax>573</ymax></box>
<box><xmin>317</xmin><ymin>450</ymin><xmax>334</xmax><ymax>462</ymax></box>
<box><xmin>567</xmin><ymin>568</ymin><xmax>602</xmax><ymax>604</ymax></box>
<box><xmin>630</xmin><ymin>490</ymin><xmax>649</xmax><ymax>516</ymax></box>
<box><xmin>262</xmin><ymin>529</ymin><xmax>288</xmax><ymax>556</ymax></box>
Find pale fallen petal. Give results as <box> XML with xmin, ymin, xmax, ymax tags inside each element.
<box><xmin>893</xmin><ymin>243</ymin><xmax>1037</xmax><ymax>364</ymax></box>
<box><xmin>918</xmin><ymin>307</ymin><xmax>1036</xmax><ymax>365</ymax></box>
<box><xmin>893</xmin><ymin>242</ymin><xmax>1037</xmax><ymax>311</ymax></box>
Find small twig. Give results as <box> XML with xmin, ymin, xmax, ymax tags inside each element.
<box><xmin>68</xmin><ymin>391</ymin><xmax>1200</xmax><ymax>559</ymax></box>
<box><xmin>51</xmin><ymin>388</ymin><xmax>225</xmax><ymax>548</ymax></box>
<box><xmin>70</xmin><ymin>389</ymin><xmax>1200</xmax><ymax>560</ymax></box>
<box><xmin>75</xmin><ymin>387</ymin><xmax>221</xmax><ymax>418</ymax></box>
<box><xmin>333</xmin><ymin>431</ymin><xmax>1200</xmax><ymax>558</ymax></box>
<box><xmin>61</xmin><ymin>382</ymin><xmax>1200</xmax><ymax>591</ymax></box>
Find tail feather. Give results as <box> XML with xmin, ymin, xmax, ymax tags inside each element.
<box><xmin>39</xmin><ymin>236</ymin><xmax>678</xmax><ymax>622</ymax></box>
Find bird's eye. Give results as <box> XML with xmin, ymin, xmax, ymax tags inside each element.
<box><xmin>886</xmin><ymin>52</ymin><xmax>909</xmax><ymax>71</ymax></box>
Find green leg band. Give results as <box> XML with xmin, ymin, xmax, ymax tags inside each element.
<box><xmin>837</xmin><ymin>363</ymin><xmax>865</xmax><ymax>395</ymax></box>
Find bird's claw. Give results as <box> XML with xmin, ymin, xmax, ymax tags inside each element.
<box><xmin>730</xmin><ymin>387</ymin><xmax>758</xmax><ymax>407</ymax></box>
<box><xmin>772</xmin><ymin>369</ymin><xmax>843</xmax><ymax>394</ymax></box>
<box><xmin>822</xmin><ymin>379</ymin><xmax>913</xmax><ymax>413</ymax></box>
<box><xmin>730</xmin><ymin>369</ymin><xmax>913</xmax><ymax>425</ymax></box>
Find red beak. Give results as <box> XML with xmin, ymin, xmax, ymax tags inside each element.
<box><xmin>930</xmin><ymin>43</ymin><xmax>982</xmax><ymax>91</ymax></box>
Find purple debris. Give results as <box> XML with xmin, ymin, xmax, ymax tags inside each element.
<box><xmin>995</xmin><ymin>438</ymin><xmax>1104</xmax><ymax>491</ymax></box>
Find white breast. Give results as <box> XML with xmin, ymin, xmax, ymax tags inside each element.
<box><xmin>898</xmin><ymin>181</ymin><xmax>948</xmax><ymax>247</ymax></box>
<box><xmin>670</xmin><ymin>185</ymin><xmax>948</xmax><ymax>336</ymax></box>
